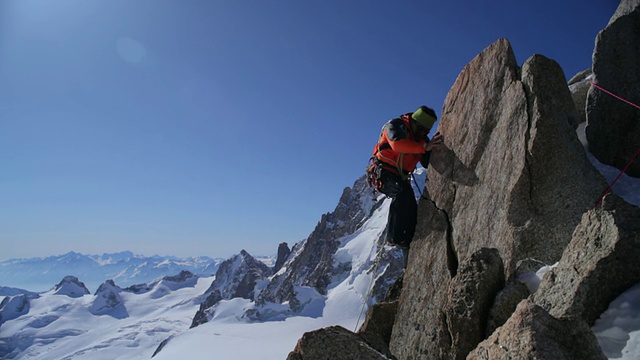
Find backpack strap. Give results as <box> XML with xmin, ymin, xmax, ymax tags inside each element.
<box><xmin>375</xmin><ymin>140</ymin><xmax>411</xmax><ymax>182</ymax></box>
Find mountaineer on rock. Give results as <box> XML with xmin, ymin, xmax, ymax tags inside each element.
<box><xmin>366</xmin><ymin>105</ymin><xmax>443</xmax><ymax>267</ymax></box>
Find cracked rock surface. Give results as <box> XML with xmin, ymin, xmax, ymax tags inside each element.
<box><xmin>389</xmin><ymin>38</ymin><xmax>607</xmax><ymax>360</ymax></box>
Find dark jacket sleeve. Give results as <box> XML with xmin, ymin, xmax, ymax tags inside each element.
<box><xmin>420</xmin><ymin>136</ymin><xmax>432</xmax><ymax>168</ymax></box>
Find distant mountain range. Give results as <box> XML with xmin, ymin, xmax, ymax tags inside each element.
<box><xmin>0</xmin><ymin>251</ymin><xmax>230</xmax><ymax>293</ymax></box>
<box><xmin>0</xmin><ymin>169</ymin><xmax>396</xmax><ymax>359</ymax></box>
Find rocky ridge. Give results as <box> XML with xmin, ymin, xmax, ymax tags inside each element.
<box><xmin>191</xmin><ymin>250</ymin><xmax>272</xmax><ymax>328</ymax></box>
<box><xmin>586</xmin><ymin>0</ymin><xmax>640</xmax><ymax>177</ymax></box>
<box><xmin>247</xmin><ymin>175</ymin><xmax>403</xmax><ymax>320</ymax></box>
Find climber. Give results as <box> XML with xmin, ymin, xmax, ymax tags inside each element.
<box><xmin>366</xmin><ymin>105</ymin><xmax>444</xmax><ymax>267</ymax></box>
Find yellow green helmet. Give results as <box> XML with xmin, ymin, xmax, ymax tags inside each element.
<box><xmin>411</xmin><ymin>105</ymin><xmax>437</xmax><ymax>130</ymax></box>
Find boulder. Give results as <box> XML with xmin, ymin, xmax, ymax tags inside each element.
<box><xmin>468</xmin><ymin>299</ymin><xmax>606</xmax><ymax>360</ymax></box>
<box><xmin>287</xmin><ymin>326</ymin><xmax>392</xmax><ymax>360</ymax></box>
<box><xmin>445</xmin><ymin>248</ymin><xmax>504</xmax><ymax>360</ymax></box>
<box><xmin>357</xmin><ymin>301</ymin><xmax>398</xmax><ymax>355</ymax></box>
<box><xmin>533</xmin><ymin>194</ymin><xmax>640</xmax><ymax>325</ymax></box>
<box><xmin>586</xmin><ymin>0</ymin><xmax>640</xmax><ymax>177</ymax></box>
<box><xmin>485</xmin><ymin>280</ymin><xmax>530</xmax><ymax>336</ymax></box>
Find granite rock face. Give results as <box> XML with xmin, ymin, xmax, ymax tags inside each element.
<box><xmin>485</xmin><ymin>280</ymin><xmax>530</xmax><ymax>336</ymax></box>
<box><xmin>389</xmin><ymin>38</ymin><xmax>606</xmax><ymax>360</ymax></box>
<box><xmin>533</xmin><ymin>194</ymin><xmax>640</xmax><ymax>325</ymax></box>
<box><xmin>445</xmin><ymin>248</ymin><xmax>504</xmax><ymax>360</ymax></box>
<box><xmin>586</xmin><ymin>0</ymin><xmax>640</xmax><ymax>177</ymax></box>
<box><xmin>286</xmin><ymin>326</ymin><xmax>393</xmax><ymax>360</ymax></box>
<box><xmin>468</xmin><ymin>299</ymin><xmax>607</xmax><ymax>360</ymax></box>
<box><xmin>357</xmin><ymin>301</ymin><xmax>399</xmax><ymax>357</ymax></box>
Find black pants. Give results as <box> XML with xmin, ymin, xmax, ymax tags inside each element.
<box><xmin>378</xmin><ymin>169</ymin><xmax>417</xmax><ymax>249</ymax></box>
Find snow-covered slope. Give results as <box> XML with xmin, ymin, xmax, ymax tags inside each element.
<box><xmin>0</xmin><ymin>179</ymin><xmax>398</xmax><ymax>359</ymax></box>
<box><xmin>0</xmin><ymin>274</ymin><xmax>214</xmax><ymax>359</ymax></box>
<box><xmin>155</xmin><ymin>193</ymin><xmax>397</xmax><ymax>359</ymax></box>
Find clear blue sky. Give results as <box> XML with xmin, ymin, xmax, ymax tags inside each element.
<box><xmin>0</xmin><ymin>1</ymin><xmax>618</xmax><ymax>260</ymax></box>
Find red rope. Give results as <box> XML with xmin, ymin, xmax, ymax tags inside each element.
<box><xmin>590</xmin><ymin>81</ymin><xmax>640</xmax><ymax>110</ymax></box>
<box><xmin>595</xmin><ymin>145</ymin><xmax>640</xmax><ymax>208</ymax></box>
<box><xmin>590</xmin><ymin>81</ymin><xmax>640</xmax><ymax>208</ymax></box>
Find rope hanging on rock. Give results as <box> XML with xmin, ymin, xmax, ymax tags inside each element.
<box><xmin>590</xmin><ymin>81</ymin><xmax>640</xmax><ymax>208</ymax></box>
<box><xmin>591</xmin><ymin>81</ymin><xmax>640</xmax><ymax>111</ymax></box>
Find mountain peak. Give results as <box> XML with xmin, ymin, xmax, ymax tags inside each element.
<box><xmin>52</xmin><ymin>276</ymin><xmax>90</xmax><ymax>298</ymax></box>
<box><xmin>90</xmin><ymin>279</ymin><xmax>127</xmax><ymax>318</ymax></box>
<box><xmin>0</xmin><ymin>252</ymin><xmax>223</xmax><ymax>292</ymax></box>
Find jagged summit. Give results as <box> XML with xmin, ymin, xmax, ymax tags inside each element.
<box><xmin>51</xmin><ymin>276</ymin><xmax>90</xmax><ymax>298</ymax></box>
<box><xmin>250</xmin><ymin>176</ymin><xmax>389</xmax><ymax>314</ymax></box>
<box><xmin>190</xmin><ymin>250</ymin><xmax>272</xmax><ymax>328</ymax></box>
<box><xmin>273</xmin><ymin>242</ymin><xmax>291</xmax><ymax>273</ymax></box>
<box><xmin>90</xmin><ymin>279</ymin><xmax>128</xmax><ymax>318</ymax></box>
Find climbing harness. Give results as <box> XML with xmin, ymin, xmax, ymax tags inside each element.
<box><xmin>590</xmin><ymin>81</ymin><xmax>640</xmax><ymax>208</ymax></box>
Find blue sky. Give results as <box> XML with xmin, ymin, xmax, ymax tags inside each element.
<box><xmin>0</xmin><ymin>1</ymin><xmax>618</xmax><ymax>260</ymax></box>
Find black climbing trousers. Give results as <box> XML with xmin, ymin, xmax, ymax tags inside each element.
<box><xmin>378</xmin><ymin>169</ymin><xmax>417</xmax><ymax>250</ymax></box>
